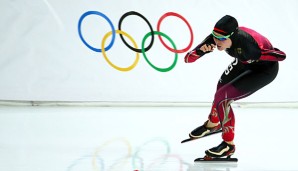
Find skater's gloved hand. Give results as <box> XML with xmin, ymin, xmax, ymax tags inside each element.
<box><xmin>184</xmin><ymin>50</ymin><xmax>200</xmax><ymax>63</ymax></box>
<box><xmin>199</xmin><ymin>44</ymin><xmax>216</xmax><ymax>53</ymax></box>
<box><xmin>184</xmin><ymin>44</ymin><xmax>216</xmax><ymax>63</ymax></box>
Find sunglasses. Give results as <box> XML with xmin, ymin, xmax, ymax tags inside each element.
<box><xmin>212</xmin><ymin>31</ymin><xmax>234</xmax><ymax>41</ymax></box>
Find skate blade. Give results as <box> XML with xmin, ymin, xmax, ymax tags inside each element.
<box><xmin>181</xmin><ymin>137</ymin><xmax>196</xmax><ymax>143</ymax></box>
<box><xmin>194</xmin><ymin>157</ymin><xmax>238</xmax><ymax>162</ymax></box>
<box><xmin>194</xmin><ymin>157</ymin><xmax>238</xmax><ymax>168</ymax></box>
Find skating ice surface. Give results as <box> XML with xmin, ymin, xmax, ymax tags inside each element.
<box><xmin>0</xmin><ymin>105</ymin><xmax>297</xmax><ymax>171</ymax></box>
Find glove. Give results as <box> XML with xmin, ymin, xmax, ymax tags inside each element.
<box><xmin>184</xmin><ymin>50</ymin><xmax>201</xmax><ymax>63</ymax></box>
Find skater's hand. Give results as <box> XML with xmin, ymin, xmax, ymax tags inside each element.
<box><xmin>185</xmin><ymin>43</ymin><xmax>216</xmax><ymax>63</ymax></box>
<box><xmin>184</xmin><ymin>50</ymin><xmax>199</xmax><ymax>63</ymax></box>
<box><xmin>200</xmin><ymin>44</ymin><xmax>216</xmax><ymax>52</ymax></box>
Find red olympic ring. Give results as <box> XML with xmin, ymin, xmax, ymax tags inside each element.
<box><xmin>157</xmin><ymin>12</ymin><xmax>194</xmax><ymax>53</ymax></box>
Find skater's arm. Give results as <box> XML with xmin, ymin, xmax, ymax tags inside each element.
<box><xmin>239</xmin><ymin>35</ymin><xmax>286</xmax><ymax>62</ymax></box>
<box><xmin>184</xmin><ymin>34</ymin><xmax>216</xmax><ymax>63</ymax></box>
<box><xmin>259</xmin><ymin>48</ymin><xmax>286</xmax><ymax>61</ymax></box>
<box><xmin>240</xmin><ymin>27</ymin><xmax>286</xmax><ymax>62</ymax></box>
<box><xmin>246</xmin><ymin>45</ymin><xmax>286</xmax><ymax>62</ymax></box>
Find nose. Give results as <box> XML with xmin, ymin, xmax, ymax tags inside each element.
<box><xmin>214</xmin><ymin>39</ymin><xmax>220</xmax><ymax>45</ymax></box>
<box><xmin>213</xmin><ymin>37</ymin><xmax>219</xmax><ymax>44</ymax></box>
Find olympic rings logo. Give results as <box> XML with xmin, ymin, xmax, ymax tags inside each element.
<box><xmin>78</xmin><ymin>11</ymin><xmax>194</xmax><ymax>72</ymax></box>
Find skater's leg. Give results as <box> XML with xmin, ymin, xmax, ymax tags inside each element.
<box><xmin>205</xmin><ymin>77</ymin><xmax>227</xmax><ymax>128</ymax></box>
<box><xmin>204</xmin><ymin>83</ymin><xmax>250</xmax><ymax>158</ymax></box>
<box><xmin>205</xmin><ymin>103</ymin><xmax>220</xmax><ymax>127</ymax></box>
<box><xmin>205</xmin><ymin>60</ymin><xmax>241</xmax><ymax>129</ymax></box>
<box><xmin>214</xmin><ymin>60</ymin><xmax>279</xmax><ymax>142</ymax></box>
<box><xmin>205</xmin><ymin>60</ymin><xmax>279</xmax><ymax>158</ymax></box>
<box><xmin>213</xmin><ymin>84</ymin><xmax>239</xmax><ymax>143</ymax></box>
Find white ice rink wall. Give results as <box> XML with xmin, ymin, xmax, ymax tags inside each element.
<box><xmin>0</xmin><ymin>0</ymin><xmax>297</xmax><ymax>103</ymax></box>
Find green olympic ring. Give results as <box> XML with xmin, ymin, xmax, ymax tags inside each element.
<box><xmin>142</xmin><ymin>31</ymin><xmax>178</xmax><ymax>72</ymax></box>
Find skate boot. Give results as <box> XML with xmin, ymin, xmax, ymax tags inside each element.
<box><xmin>189</xmin><ymin>121</ymin><xmax>221</xmax><ymax>138</ymax></box>
<box><xmin>205</xmin><ymin>141</ymin><xmax>235</xmax><ymax>158</ymax></box>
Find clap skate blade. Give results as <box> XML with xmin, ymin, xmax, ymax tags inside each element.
<box><xmin>195</xmin><ymin>155</ymin><xmax>238</xmax><ymax>162</ymax></box>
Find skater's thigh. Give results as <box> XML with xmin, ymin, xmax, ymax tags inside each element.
<box><xmin>231</xmin><ymin>62</ymin><xmax>279</xmax><ymax>92</ymax></box>
<box><xmin>217</xmin><ymin>58</ymin><xmax>246</xmax><ymax>89</ymax></box>
<box><xmin>232</xmin><ymin>64</ymin><xmax>278</xmax><ymax>93</ymax></box>
<box><xmin>217</xmin><ymin>59</ymin><xmax>279</xmax><ymax>93</ymax></box>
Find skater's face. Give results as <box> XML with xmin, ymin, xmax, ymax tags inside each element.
<box><xmin>212</xmin><ymin>31</ymin><xmax>232</xmax><ymax>51</ymax></box>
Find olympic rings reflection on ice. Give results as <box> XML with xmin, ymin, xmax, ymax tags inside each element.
<box><xmin>131</xmin><ymin>138</ymin><xmax>171</xmax><ymax>170</ymax></box>
<box><xmin>78</xmin><ymin>11</ymin><xmax>194</xmax><ymax>72</ymax></box>
<box><xmin>67</xmin><ymin>155</ymin><xmax>104</xmax><ymax>171</ymax></box>
<box><xmin>66</xmin><ymin>137</ymin><xmax>191</xmax><ymax>171</ymax></box>
<box><xmin>92</xmin><ymin>138</ymin><xmax>132</xmax><ymax>171</ymax></box>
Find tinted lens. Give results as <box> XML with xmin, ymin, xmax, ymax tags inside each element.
<box><xmin>216</xmin><ymin>37</ymin><xmax>227</xmax><ymax>41</ymax></box>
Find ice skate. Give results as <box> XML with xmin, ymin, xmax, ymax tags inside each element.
<box><xmin>181</xmin><ymin>121</ymin><xmax>222</xmax><ymax>143</ymax></box>
<box><xmin>189</xmin><ymin>120</ymin><xmax>221</xmax><ymax>138</ymax></box>
<box><xmin>194</xmin><ymin>141</ymin><xmax>237</xmax><ymax>162</ymax></box>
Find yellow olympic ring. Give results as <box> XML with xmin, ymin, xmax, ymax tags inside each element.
<box><xmin>92</xmin><ymin>138</ymin><xmax>132</xmax><ymax>171</ymax></box>
<box><xmin>101</xmin><ymin>30</ymin><xmax>140</xmax><ymax>72</ymax></box>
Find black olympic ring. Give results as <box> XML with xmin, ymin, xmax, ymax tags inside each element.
<box><xmin>118</xmin><ymin>11</ymin><xmax>154</xmax><ymax>53</ymax></box>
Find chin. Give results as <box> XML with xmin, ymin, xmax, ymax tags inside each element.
<box><xmin>218</xmin><ymin>47</ymin><xmax>225</xmax><ymax>51</ymax></box>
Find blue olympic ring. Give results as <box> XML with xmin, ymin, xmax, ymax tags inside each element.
<box><xmin>78</xmin><ymin>11</ymin><xmax>116</xmax><ymax>52</ymax></box>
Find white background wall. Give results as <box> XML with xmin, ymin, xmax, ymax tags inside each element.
<box><xmin>0</xmin><ymin>0</ymin><xmax>296</xmax><ymax>102</ymax></box>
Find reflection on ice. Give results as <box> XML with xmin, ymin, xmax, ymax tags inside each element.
<box><xmin>0</xmin><ymin>106</ymin><xmax>298</xmax><ymax>171</ymax></box>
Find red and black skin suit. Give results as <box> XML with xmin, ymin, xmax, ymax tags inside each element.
<box><xmin>184</xmin><ymin>26</ymin><xmax>286</xmax><ymax>142</ymax></box>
